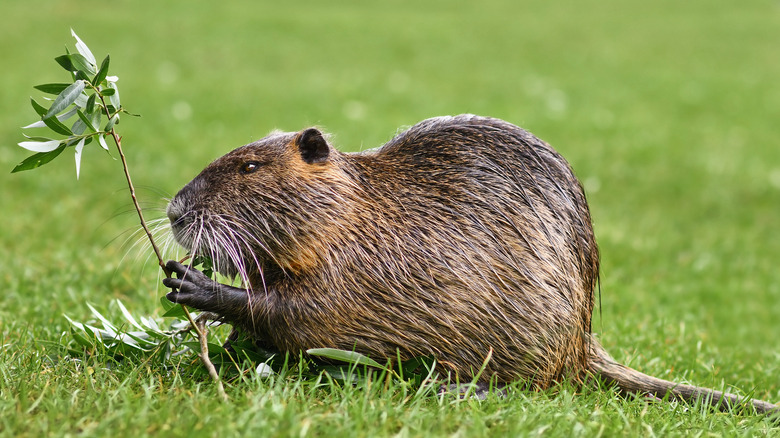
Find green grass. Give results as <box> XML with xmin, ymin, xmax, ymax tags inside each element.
<box><xmin>2</xmin><ymin>0</ymin><xmax>780</xmax><ymax>436</ymax></box>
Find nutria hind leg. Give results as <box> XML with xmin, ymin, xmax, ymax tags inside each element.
<box><xmin>221</xmin><ymin>327</ymin><xmax>279</xmax><ymax>357</ymax></box>
<box><xmin>438</xmin><ymin>382</ymin><xmax>508</xmax><ymax>400</ymax></box>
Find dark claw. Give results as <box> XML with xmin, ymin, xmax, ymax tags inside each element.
<box><xmin>166</xmin><ymin>260</ymin><xmax>190</xmax><ymax>278</ymax></box>
<box><xmin>162</xmin><ymin>277</ymin><xmax>182</xmax><ymax>289</ymax></box>
<box><xmin>165</xmin><ymin>290</ymin><xmax>181</xmax><ymax>303</ymax></box>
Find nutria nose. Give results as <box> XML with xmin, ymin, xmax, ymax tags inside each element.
<box><xmin>167</xmin><ymin>177</ymin><xmax>206</xmax><ymax>225</ymax></box>
<box><xmin>166</xmin><ymin>201</ymin><xmax>182</xmax><ymax>225</ymax></box>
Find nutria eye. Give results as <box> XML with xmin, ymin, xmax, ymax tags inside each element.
<box><xmin>240</xmin><ymin>161</ymin><xmax>261</xmax><ymax>174</ymax></box>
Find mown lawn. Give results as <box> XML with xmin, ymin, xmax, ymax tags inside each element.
<box><xmin>1</xmin><ymin>0</ymin><xmax>779</xmax><ymax>436</ymax></box>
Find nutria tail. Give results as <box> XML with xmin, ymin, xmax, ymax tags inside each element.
<box><xmin>588</xmin><ymin>339</ymin><xmax>778</xmax><ymax>414</ymax></box>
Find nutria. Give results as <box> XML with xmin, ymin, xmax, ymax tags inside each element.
<box><xmin>163</xmin><ymin>115</ymin><xmax>777</xmax><ymax>413</ymax></box>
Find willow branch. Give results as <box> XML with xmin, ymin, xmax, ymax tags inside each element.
<box><xmin>99</xmin><ymin>95</ymin><xmax>227</xmax><ymax>401</ymax></box>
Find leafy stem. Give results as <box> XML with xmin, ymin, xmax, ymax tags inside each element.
<box><xmin>14</xmin><ymin>30</ymin><xmax>227</xmax><ymax>402</ymax></box>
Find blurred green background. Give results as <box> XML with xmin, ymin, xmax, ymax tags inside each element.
<box><xmin>2</xmin><ymin>0</ymin><xmax>779</xmax><ymax>397</ymax></box>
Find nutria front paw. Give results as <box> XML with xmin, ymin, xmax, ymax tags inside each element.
<box><xmin>163</xmin><ymin>260</ymin><xmax>220</xmax><ymax>310</ymax></box>
<box><xmin>163</xmin><ymin>260</ymin><xmax>251</xmax><ymax>316</ymax></box>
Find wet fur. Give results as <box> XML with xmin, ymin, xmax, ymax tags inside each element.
<box><xmin>164</xmin><ymin>115</ymin><xmax>777</xmax><ymax>413</ymax></box>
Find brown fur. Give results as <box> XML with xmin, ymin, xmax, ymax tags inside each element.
<box><xmin>165</xmin><ymin>115</ymin><xmax>777</xmax><ymax>413</ymax></box>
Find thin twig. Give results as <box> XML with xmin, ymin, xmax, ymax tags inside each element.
<box><xmin>96</xmin><ymin>94</ymin><xmax>165</xmax><ymax>272</ymax></box>
<box><xmin>110</xmin><ymin>131</ymin><xmax>167</xmax><ymax>271</ymax></box>
<box><xmin>189</xmin><ymin>310</ymin><xmax>229</xmax><ymax>402</ymax></box>
<box><xmin>98</xmin><ymin>93</ymin><xmax>228</xmax><ymax>401</ymax></box>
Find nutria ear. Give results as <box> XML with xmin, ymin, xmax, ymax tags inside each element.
<box><xmin>296</xmin><ymin>128</ymin><xmax>330</xmax><ymax>164</ymax></box>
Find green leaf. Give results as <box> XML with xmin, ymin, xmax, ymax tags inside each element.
<box><xmin>108</xmin><ymin>82</ymin><xmax>122</xmax><ymax>108</ymax></box>
<box><xmin>55</xmin><ymin>54</ymin><xmax>74</xmax><ymax>72</ymax></box>
<box><xmin>77</xmin><ymin>110</ymin><xmax>97</xmax><ymax>133</ymax></box>
<box><xmin>86</xmin><ymin>303</ymin><xmax>118</xmax><ymax>335</ymax></box>
<box><xmin>30</xmin><ymin>98</ymin><xmax>47</xmax><ymax>118</ymax></box>
<box><xmin>306</xmin><ymin>348</ymin><xmax>384</xmax><ymax>369</ymax></box>
<box><xmin>22</xmin><ymin>107</ymin><xmax>79</xmax><ymax>129</ymax></box>
<box><xmin>105</xmin><ymin>114</ymin><xmax>119</xmax><ymax>131</ymax></box>
<box><xmin>18</xmin><ymin>140</ymin><xmax>62</xmax><ymax>152</ymax></box>
<box><xmin>21</xmin><ymin>134</ymin><xmax>57</xmax><ymax>142</ymax></box>
<box><xmin>44</xmin><ymin>80</ymin><xmax>85</xmax><ymax>119</ymax></box>
<box><xmin>71</xmin><ymin>29</ymin><xmax>96</xmax><ymax>66</ymax></box>
<box><xmin>108</xmin><ymin>82</ymin><xmax>120</xmax><ymax>108</ymax></box>
<box><xmin>140</xmin><ymin>316</ymin><xmax>164</xmax><ymax>333</ymax></box>
<box><xmin>117</xmin><ymin>332</ymin><xmax>155</xmax><ymax>351</ymax></box>
<box><xmin>22</xmin><ymin>98</ymin><xmax>76</xmax><ymax>136</ymax></box>
<box><xmin>183</xmin><ymin>341</ymin><xmax>226</xmax><ymax>355</ymax></box>
<box><xmin>60</xmin><ymin>107</ymin><xmax>80</xmax><ymax>121</ymax></box>
<box><xmin>115</xmin><ymin>300</ymin><xmax>145</xmax><ymax>331</ymax></box>
<box><xmin>93</xmin><ymin>55</ymin><xmax>110</xmax><ymax>86</ymax></box>
<box><xmin>228</xmin><ymin>340</ymin><xmax>277</xmax><ymax>363</ymax></box>
<box><xmin>22</xmin><ymin>120</ymin><xmax>47</xmax><ymax>129</ymax></box>
<box><xmin>161</xmin><ymin>303</ymin><xmax>187</xmax><ymax>319</ymax></box>
<box><xmin>42</xmin><ymin>113</ymin><xmax>74</xmax><ymax>136</ymax></box>
<box><xmin>74</xmin><ymin>137</ymin><xmax>86</xmax><ymax>179</ymax></box>
<box><xmin>159</xmin><ymin>295</ymin><xmax>175</xmax><ymax>312</ymax></box>
<box><xmin>66</xmin><ymin>317</ymin><xmax>97</xmax><ymax>348</ymax></box>
<box><xmin>400</xmin><ymin>355</ymin><xmax>436</xmax><ymax>379</ymax></box>
<box><xmin>85</xmin><ymin>93</ymin><xmax>97</xmax><ymax>113</ymax></box>
<box><xmin>97</xmin><ymin>134</ymin><xmax>109</xmax><ymax>151</ymax></box>
<box><xmin>90</xmin><ymin>111</ymin><xmax>101</xmax><ymax>134</ymax></box>
<box><xmin>33</xmin><ymin>83</ymin><xmax>71</xmax><ymax>95</ymax></box>
<box><xmin>11</xmin><ymin>146</ymin><xmax>66</xmax><ymax>173</ymax></box>
<box><xmin>71</xmin><ymin>53</ymin><xmax>96</xmax><ymax>75</ymax></box>
<box><xmin>54</xmin><ymin>54</ymin><xmax>95</xmax><ymax>76</ymax></box>
<box><xmin>123</xmin><ymin>331</ymin><xmax>158</xmax><ymax>348</ymax></box>
<box><xmin>193</xmin><ymin>255</ymin><xmax>215</xmax><ymax>279</ymax></box>
<box><xmin>74</xmin><ymin>93</ymin><xmax>89</xmax><ymax>109</ymax></box>
<box><xmin>100</xmin><ymin>88</ymin><xmax>116</xmax><ymax>96</ymax></box>
<box><xmin>24</xmin><ymin>103</ymin><xmax>77</xmax><ymax>133</ymax></box>
<box><xmin>71</xmin><ymin>119</ymin><xmax>86</xmax><ymax>136</ymax></box>
<box><xmin>75</xmin><ymin>70</ymin><xmax>91</xmax><ymax>82</ymax></box>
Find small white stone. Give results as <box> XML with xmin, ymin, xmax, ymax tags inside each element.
<box><xmin>255</xmin><ymin>362</ymin><xmax>275</xmax><ymax>377</ymax></box>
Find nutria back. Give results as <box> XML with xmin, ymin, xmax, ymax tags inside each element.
<box><xmin>167</xmin><ymin>114</ymin><xmax>598</xmax><ymax>387</ymax></box>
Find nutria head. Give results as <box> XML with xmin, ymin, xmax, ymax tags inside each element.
<box><xmin>166</xmin><ymin>128</ymin><xmax>345</xmax><ymax>283</ymax></box>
